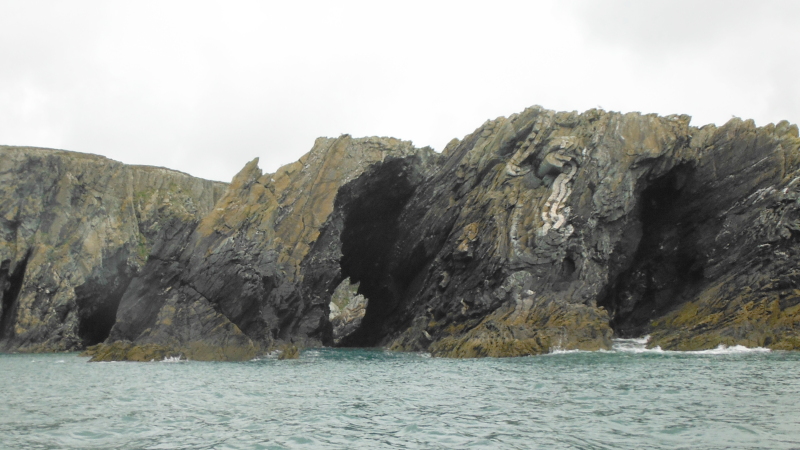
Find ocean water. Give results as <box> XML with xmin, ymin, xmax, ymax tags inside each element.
<box><xmin>2</xmin><ymin>339</ymin><xmax>799</xmax><ymax>449</ymax></box>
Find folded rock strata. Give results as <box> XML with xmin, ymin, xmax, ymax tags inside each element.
<box><xmin>2</xmin><ymin>105</ymin><xmax>800</xmax><ymax>360</ymax></box>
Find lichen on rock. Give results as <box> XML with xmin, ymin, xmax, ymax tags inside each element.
<box><xmin>0</xmin><ymin>146</ymin><xmax>227</xmax><ymax>353</ymax></box>
<box><xmin>328</xmin><ymin>277</ymin><xmax>367</xmax><ymax>344</ymax></box>
<box><xmin>3</xmin><ymin>107</ymin><xmax>800</xmax><ymax>360</ymax></box>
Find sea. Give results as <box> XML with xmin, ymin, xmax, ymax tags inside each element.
<box><xmin>1</xmin><ymin>338</ymin><xmax>799</xmax><ymax>449</ymax></box>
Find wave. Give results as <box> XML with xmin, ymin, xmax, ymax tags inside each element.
<box><xmin>612</xmin><ymin>336</ymin><xmax>662</xmax><ymax>354</ymax></box>
<box><xmin>611</xmin><ymin>336</ymin><xmax>770</xmax><ymax>355</ymax></box>
<box><xmin>547</xmin><ymin>347</ymin><xmax>591</xmax><ymax>355</ymax></box>
<box><xmin>688</xmin><ymin>344</ymin><xmax>771</xmax><ymax>355</ymax></box>
<box><xmin>543</xmin><ymin>337</ymin><xmax>772</xmax><ymax>356</ymax></box>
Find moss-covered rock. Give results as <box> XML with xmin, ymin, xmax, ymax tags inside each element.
<box><xmin>83</xmin><ymin>340</ymin><xmax>261</xmax><ymax>362</ymax></box>
<box><xmin>277</xmin><ymin>343</ymin><xmax>300</xmax><ymax>360</ymax></box>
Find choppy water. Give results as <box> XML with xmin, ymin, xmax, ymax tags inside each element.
<box><xmin>2</xmin><ymin>339</ymin><xmax>800</xmax><ymax>449</ymax></box>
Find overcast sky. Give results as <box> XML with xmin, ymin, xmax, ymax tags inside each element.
<box><xmin>1</xmin><ymin>1</ymin><xmax>798</xmax><ymax>182</ymax></box>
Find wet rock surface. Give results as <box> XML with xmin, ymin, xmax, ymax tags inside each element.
<box><xmin>3</xmin><ymin>106</ymin><xmax>800</xmax><ymax>359</ymax></box>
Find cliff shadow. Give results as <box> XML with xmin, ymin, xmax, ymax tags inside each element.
<box><xmin>598</xmin><ymin>164</ymin><xmax>705</xmax><ymax>337</ymax></box>
<box><xmin>301</xmin><ymin>156</ymin><xmax>431</xmax><ymax>347</ymax></box>
<box><xmin>0</xmin><ymin>250</ymin><xmax>31</xmax><ymax>344</ymax></box>
<box><xmin>75</xmin><ymin>248</ymin><xmax>136</xmax><ymax>347</ymax></box>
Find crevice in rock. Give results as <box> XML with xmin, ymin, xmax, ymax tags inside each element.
<box><xmin>75</xmin><ymin>249</ymin><xmax>135</xmax><ymax>347</ymax></box>
<box><xmin>335</xmin><ymin>160</ymin><xmax>418</xmax><ymax>347</ymax></box>
<box><xmin>599</xmin><ymin>165</ymin><xmax>704</xmax><ymax>337</ymax></box>
<box><xmin>0</xmin><ymin>251</ymin><xmax>31</xmax><ymax>340</ymax></box>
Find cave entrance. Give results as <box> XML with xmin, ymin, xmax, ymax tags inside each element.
<box><xmin>76</xmin><ymin>280</ymin><xmax>130</xmax><ymax>347</ymax></box>
<box><xmin>0</xmin><ymin>252</ymin><xmax>30</xmax><ymax>341</ymax></box>
<box><xmin>75</xmin><ymin>254</ymin><xmax>134</xmax><ymax>347</ymax></box>
<box><xmin>330</xmin><ymin>158</ymin><xmax>421</xmax><ymax>347</ymax></box>
<box><xmin>598</xmin><ymin>165</ymin><xmax>703</xmax><ymax>337</ymax></box>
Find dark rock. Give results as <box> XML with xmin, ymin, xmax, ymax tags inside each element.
<box><xmin>95</xmin><ymin>136</ymin><xmax>437</xmax><ymax>360</ymax></box>
<box><xmin>0</xmin><ymin>146</ymin><xmax>226</xmax><ymax>352</ymax></box>
<box><xmin>4</xmin><ymin>107</ymin><xmax>800</xmax><ymax>359</ymax></box>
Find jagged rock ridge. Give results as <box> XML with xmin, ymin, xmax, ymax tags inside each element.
<box><xmin>3</xmin><ymin>105</ymin><xmax>800</xmax><ymax>360</ymax></box>
<box><xmin>89</xmin><ymin>136</ymin><xmax>437</xmax><ymax>360</ymax></box>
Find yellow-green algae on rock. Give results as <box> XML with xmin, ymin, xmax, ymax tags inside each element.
<box><xmin>4</xmin><ymin>107</ymin><xmax>800</xmax><ymax>360</ymax></box>
<box><xmin>82</xmin><ymin>340</ymin><xmax>262</xmax><ymax>362</ymax></box>
<box><xmin>0</xmin><ymin>146</ymin><xmax>226</xmax><ymax>353</ymax></box>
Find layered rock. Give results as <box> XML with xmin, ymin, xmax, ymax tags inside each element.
<box><xmin>4</xmin><ymin>105</ymin><xmax>800</xmax><ymax>360</ymax></box>
<box><xmin>300</xmin><ymin>107</ymin><xmax>800</xmax><ymax>356</ymax></box>
<box><xmin>0</xmin><ymin>146</ymin><xmax>227</xmax><ymax>352</ymax></box>
<box><xmin>91</xmin><ymin>136</ymin><xmax>437</xmax><ymax>360</ymax></box>
<box><xmin>308</xmin><ymin>107</ymin><xmax>690</xmax><ymax>355</ymax></box>
<box><xmin>639</xmin><ymin>119</ymin><xmax>800</xmax><ymax>350</ymax></box>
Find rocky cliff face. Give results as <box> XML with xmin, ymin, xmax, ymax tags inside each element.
<box><xmin>4</xmin><ymin>105</ymin><xmax>800</xmax><ymax>360</ymax></box>
<box><xmin>0</xmin><ymin>146</ymin><xmax>227</xmax><ymax>352</ymax></box>
<box><xmin>88</xmin><ymin>136</ymin><xmax>437</xmax><ymax>361</ymax></box>
<box><xmin>331</xmin><ymin>107</ymin><xmax>800</xmax><ymax>356</ymax></box>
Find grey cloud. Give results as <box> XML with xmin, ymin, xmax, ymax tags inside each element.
<box><xmin>1</xmin><ymin>1</ymin><xmax>797</xmax><ymax>182</ymax></box>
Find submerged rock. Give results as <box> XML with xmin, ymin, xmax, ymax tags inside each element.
<box><xmin>277</xmin><ymin>343</ymin><xmax>300</xmax><ymax>360</ymax></box>
<box><xmin>3</xmin><ymin>107</ymin><xmax>800</xmax><ymax>359</ymax></box>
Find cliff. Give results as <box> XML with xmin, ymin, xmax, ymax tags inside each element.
<box><xmin>89</xmin><ymin>136</ymin><xmax>437</xmax><ymax>361</ymax></box>
<box><xmin>3</xmin><ymin>105</ymin><xmax>800</xmax><ymax>360</ymax></box>
<box><xmin>0</xmin><ymin>146</ymin><xmax>227</xmax><ymax>352</ymax></box>
<box><xmin>353</xmin><ymin>108</ymin><xmax>800</xmax><ymax>356</ymax></box>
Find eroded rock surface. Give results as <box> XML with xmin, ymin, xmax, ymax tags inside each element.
<box><xmin>328</xmin><ymin>278</ymin><xmax>367</xmax><ymax>344</ymax></box>
<box><xmin>4</xmin><ymin>106</ymin><xmax>800</xmax><ymax>360</ymax></box>
<box><xmin>91</xmin><ymin>136</ymin><xmax>437</xmax><ymax>360</ymax></box>
<box><xmin>0</xmin><ymin>146</ymin><xmax>227</xmax><ymax>352</ymax></box>
<box><xmin>301</xmin><ymin>107</ymin><xmax>800</xmax><ymax>356</ymax></box>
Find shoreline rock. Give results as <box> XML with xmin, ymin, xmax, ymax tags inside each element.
<box><xmin>3</xmin><ymin>106</ymin><xmax>800</xmax><ymax>360</ymax></box>
<box><xmin>0</xmin><ymin>146</ymin><xmax>227</xmax><ymax>353</ymax></box>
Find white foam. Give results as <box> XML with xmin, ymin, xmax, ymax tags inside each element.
<box><xmin>611</xmin><ymin>337</ymin><xmax>770</xmax><ymax>355</ymax></box>
<box><xmin>538</xmin><ymin>337</ymin><xmax>772</xmax><ymax>357</ymax></box>
<box><xmin>547</xmin><ymin>347</ymin><xmax>590</xmax><ymax>355</ymax></box>
<box><xmin>688</xmin><ymin>344</ymin><xmax>770</xmax><ymax>355</ymax></box>
<box><xmin>161</xmin><ymin>355</ymin><xmax>185</xmax><ymax>362</ymax></box>
<box><xmin>612</xmin><ymin>336</ymin><xmax>664</xmax><ymax>353</ymax></box>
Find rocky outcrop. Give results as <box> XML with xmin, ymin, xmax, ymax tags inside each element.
<box><xmin>633</xmin><ymin>119</ymin><xmax>800</xmax><ymax>350</ymax></box>
<box><xmin>299</xmin><ymin>107</ymin><xmax>800</xmax><ymax>356</ymax></box>
<box><xmin>0</xmin><ymin>146</ymin><xmax>227</xmax><ymax>352</ymax></box>
<box><xmin>328</xmin><ymin>278</ymin><xmax>367</xmax><ymax>344</ymax></box>
<box><xmin>89</xmin><ymin>136</ymin><xmax>438</xmax><ymax>360</ymax></box>
<box><xmin>3</xmin><ymin>105</ymin><xmax>800</xmax><ymax>360</ymax></box>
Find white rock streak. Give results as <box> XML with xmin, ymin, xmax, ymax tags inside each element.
<box><xmin>541</xmin><ymin>158</ymin><xmax>577</xmax><ymax>234</ymax></box>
